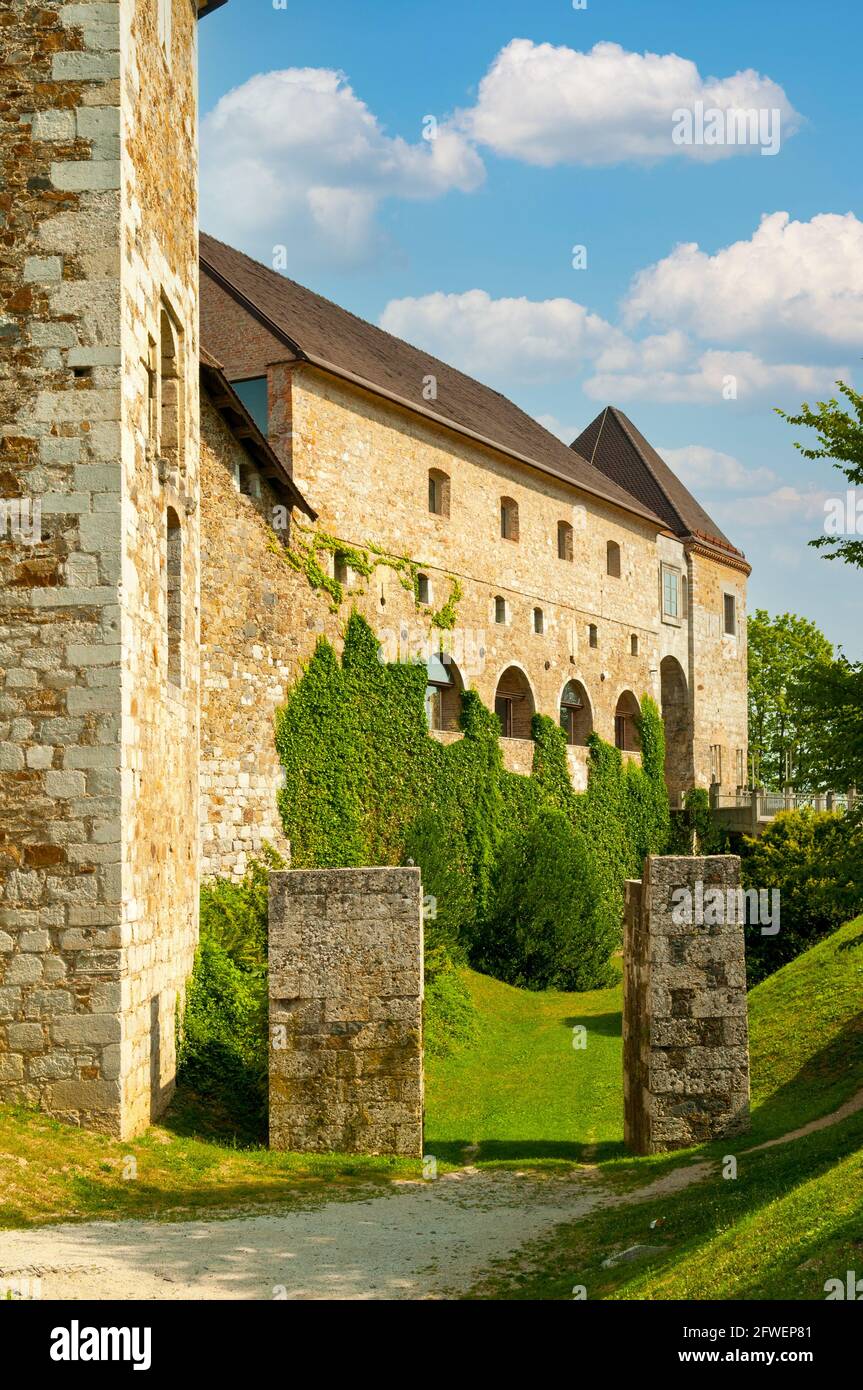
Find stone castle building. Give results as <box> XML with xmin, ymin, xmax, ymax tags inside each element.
<box><xmin>1</xmin><ymin>1</ymin><xmax>749</xmax><ymax>1136</ymax></box>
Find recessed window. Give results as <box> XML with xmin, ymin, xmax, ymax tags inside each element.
<box><xmin>334</xmin><ymin>552</ymin><xmax>350</xmax><ymax>586</ymax></box>
<box><xmin>417</xmin><ymin>573</ymin><xmax>431</xmax><ymax>605</ymax></box>
<box><xmin>494</xmin><ymin>595</ymin><xmax>507</xmax><ymax>625</ymax></box>
<box><xmin>494</xmin><ymin>666</ymin><xmax>535</xmax><ymax>739</ymax></box>
<box><xmin>159</xmin><ymin>303</ymin><xmax>184</xmax><ymax>475</ymax></box>
<box><xmin>710</xmin><ymin>744</ymin><xmax>723</xmax><ymax>784</ymax></box>
<box><xmin>232</xmin><ymin>376</ymin><xmax>269</xmax><ymax>436</ymax></box>
<box><xmin>557</xmin><ymin>520</ymin><xmax>573</xmax><ymax>562</ymax></box>
<box><xmin>630</xmin><ymin>634</ymin><xmax>639</xmax><ymax>656</ymax></box>
<box><xmin>723</xmin><ymin>593</ymin><xmax>737</xmax><ymax>636</ymax></box>
<box><xmin>500</xmin><ymin>497</ymin><xmax>519</xmax><ymax>542</ymax></box>
<box><xmin>533</xmin><ymin>607</ymin><xmax>544</xmax><ymax>635</ymax></box>
<box><xmin>428</xmin><ymin>469</ymin><xmax>450</xmax><ymax>517</ymax></box>
<box><xmin>238</xmin><ymin>463</ymin><xmax>261</xmax><ymax>499</ymax></box>
<box><xmin>661</xmin><ymin>563</ymin><xmax>681</xmax><ymax>624</ymax></box>
<box><xmin>614</xmin><ymin>691</ymin><xmax>641</xmax><ymax>752</ymax></box>
<box><xmin>588</xmin><ymin>623</ymin><xmax>598</xmax><ymax>649</ymax></box>
<box><xmin>606</xmin><ymin>540</ymin><xmax>621</xmax><ymax>578</ymax></box>
<box><xmin>166</xmin><ymin>507</ymin><xmax>182</xmax><ymax>689</ymax></box>
<box><xmin>560</xmin><ymin>680</ymin><xmax>592</xmax><ymax>746</ymax></box>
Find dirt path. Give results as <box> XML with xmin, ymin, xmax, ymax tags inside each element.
<box><xmin>3</xmin><ymin>1090</ymin><xmax>858</xmax><ymax>1301</ymax></box>
<box><xmin>0</xmin><ymin>1162</ymin><xmax>708</xmax><ymax>1302</ymax></box>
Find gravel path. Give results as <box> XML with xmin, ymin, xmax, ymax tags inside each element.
<box><xmin>0</xmin><ymin>1162</ymin><xmax>708</xmax><ymax>1302</ymax></box>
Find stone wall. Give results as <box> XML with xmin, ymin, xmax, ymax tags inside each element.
<box><xmin>623</xmin><ymin>855</ymin><xmax>750</xmax><ymax>1155</ymax></box>
<box><xmin>268</xmin><ymin>867</ymin><xmax>423</xmax><ymax>1157</ymax></box>
<box><xmin>0</xmin><ymin>1</ymin><xmax>202</xmax><ymax>1137</ymax></box>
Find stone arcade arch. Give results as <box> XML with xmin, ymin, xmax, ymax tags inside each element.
<box><xmin>494</xmin><ymin>664</ymin><xmax>535</xmax><ymax>739</ymax></box>
<box><xmin>559</xmin><ymin>679</ymin><xmax>593</xmax><ymax>746</ymax></box>
<box><xmin>660</xmin><ymin>656</ymin><xmax>692</xmax><ymax>800</ymax></box>
<box><xmin>425</xmin><ymin>652</ymin><xmax>465</xmax><ymax>733</ymax></box>
<box><xmin>614</xmin><ymin>690</ymin><xmax>641</xmax><ymax>752</ymax></box>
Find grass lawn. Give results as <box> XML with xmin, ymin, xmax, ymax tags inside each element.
<box><xmin>424</xmin><ymin>964</ymin><xmax>624</xmax><ymax>1165</ymax></box>
<box><xmin>0</xmin><ymin>1090</ymin><xmax>418</xmax><ymax>1230</ymax></box>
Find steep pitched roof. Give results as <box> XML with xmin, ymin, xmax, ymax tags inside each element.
<box><xmin>200</xmin><ymin>347</ymin><xmax>316</xmax><ymax>519</ymax></box>
<box><xmin>199</xmin><ymin>234</ymin><xmax>665</xmax><ymax>529</ymax></box>
<box><xmin>572</xmin><ymin>406</ymin><xmax>748</xmax><ymax>567</ymax></box>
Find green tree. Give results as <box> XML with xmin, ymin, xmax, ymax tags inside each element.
<box><xmin>747</xmin><ymin>609</ymin><xmax>833</xmax><ymax>788</ymax></box>
<box><xmin>778</xmin><ymin>380</ymin><xmax>863</xmax><ymax>568</ymax></box>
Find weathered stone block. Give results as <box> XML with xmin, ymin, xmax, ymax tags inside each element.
<box><xmin>623</xmin><ymin>857</ymin><xmax>750</xmax><ymax>1155</ymax></box>
<box><xmin>269</xmin><ymin>867</ymin><xmax>423</xmax><ymax>1157</ymax></box>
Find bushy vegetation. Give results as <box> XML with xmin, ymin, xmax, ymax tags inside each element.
<box><xmin>177</xmin><ymin>851</ymin><xmax>280</xmax><ymax>1137</ymax></box>
<box><xmin>277</xmin><ymin>612</ymin><xmax>670</xmax><ymax>994</ymax></box>
<box><xmin>741</xmin><ymin>807</ymin><xmax>863</xmax><ymax>984</ymax></box>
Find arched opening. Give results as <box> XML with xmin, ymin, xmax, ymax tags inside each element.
<box><xmin>614</xmin><ymin>690</ymin><xmax>640</xmax><ymax>752</ymax></box>
<box><xmin>560</xmin><ymin>680</ymin><xmax>592</xmax><ymax>746</ymax></box>
<box><xmin>425</xmin><ymin>652</ymin><xmax>464</xmax><ymax>733</ymax></box>
<box><xmin>606</xmin><ymin>540</ymin><xmax>621</xmax><ymax>578</ymax></box>
<box><xmin>660</xmin><ymin>656</ymin><xmax>691</xmax><ymax>796</ymax></box>
<box><xmin>500</xmin><ymin>496</ymin><xmax>519</xmax><ymax>541</ymax></box>
<box><xmin>428</xmin><ymin>469</ymin><xmax>450</xmax><ymax>517</ymax></box>
<box><xmin>557</xmin><ymin>519</ymin><xmax>573</xmax><ymax>561</ymax></box>
<box><xmin>166</xmin><ymin>507</ymin><xmax>182</xmax><ymax>688</ymax></box>
<box><xmin>494</xmin><ymin>665</ymin><xmax>535</xmax><ymax>740</ymax></box>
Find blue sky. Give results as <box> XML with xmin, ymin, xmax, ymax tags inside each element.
<box><xmin>199</xmin><ymin>0</ymin><xmax>863</xmax><ymax>656</ymax></box>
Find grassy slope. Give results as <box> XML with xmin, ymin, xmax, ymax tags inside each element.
<box><xmin>465</xmin><ymin>915</ymin><xmax>863</xmax><ymax>1299</ymax></box>
<box><xmin>424</xmin><ymin>965</ymin><xmax>624</xmax><ymax>1164</ymax></box>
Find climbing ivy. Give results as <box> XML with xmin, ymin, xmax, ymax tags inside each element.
<box><xmin>276</xmin><ymin>612</ymin><xmax>672</xmax><ymax>979</ymax></box>
<box><xmin>269</xmin><ymin>520</ymin><xmax>463</xmax><ymax>629</ymax></box>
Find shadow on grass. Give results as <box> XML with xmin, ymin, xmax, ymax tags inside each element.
<box><xmin>160</xmin><ymin>1084</ymin><xmax>266</xmax><ymax>1150</ymax></box>
<box><xmin>748</xmin><ymin>1012</ymin><xmax>863</xmax><ymax>1144</ymax></box>
<box><xmin>422</xmin><ymin>1137</ymin><xmax>628</xmax><ymax>1165</ymax></box>
<box><xmin>562</xmin><ymin>1010</ymin><xmax>622</xmax><ymax>1038</ymax></box>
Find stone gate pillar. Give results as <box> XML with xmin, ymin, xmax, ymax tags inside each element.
<box><xmin>268</xmin><ymin>867</ymin><xmax>423</xmax><ymax>1157</ymax></box>
<box><xmin>623</xmin><ymin>855</ymin><xmax>750</xmax><ymax>1155</ymax></box>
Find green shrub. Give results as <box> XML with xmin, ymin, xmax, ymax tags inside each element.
<box><xmin>741</xmin><ymin>808</ymin><xmax>863</xmax><ymax>985</ymax></box>
<box><xmin>476</xmin><ymin>806</ymin><xmax>619</xmax><ymax>991</ymax></box>
<box><xmin>178</xmin><ymin>850</ymin><xmax>284</xmax><ymax>1136</ymax></box>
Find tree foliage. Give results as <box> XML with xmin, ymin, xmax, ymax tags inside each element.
<box><xmin>747</xmin><ymin>609</ymin><xmax>833</xmax><ymax>788</ymax></box>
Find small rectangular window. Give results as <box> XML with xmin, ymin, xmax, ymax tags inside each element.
<box><xmin>724</xmin><ymin>593</ymin><xmax>737</xmax><ymax>635</ymax></box>
<box><xmin>417</xmin><ymin>574</ymin><xmax>431</xmax><ymax>605</ymax></box>
<box><xmin>661</xmin><ymin>564</ymin><xmax>680</xmax><ymax>624</ymax></box>
<box><xmin>533</xmin><ymin>608</ymin><xmax>543</xmax><ymax>635</ymax></box>
<box><xmin>710</xmin><ymin>745</ymin><xmax>723</xmax><ymax>785</ymax></box>
<box><xmin>494</xmin><ymin>596</ymin><xmax>506</xmax><ymax>625</ymax></box>
<box><xmin>588</xmin><ymin>623</ymin><xmax>598</xmax><ymax>649</ymax></box>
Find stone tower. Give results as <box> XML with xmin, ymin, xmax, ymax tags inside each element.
<box><xmin>0</xmin><ymin>1</ymin><xmax>227</xmax><ymax>1136</ymax></box>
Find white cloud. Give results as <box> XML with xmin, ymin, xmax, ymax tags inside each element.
<box><xmin>624</xmin><ymin>212</ymin><xmax>863</xmax><ymax>353</ymax></box>
<box><xmin>200</xmin><ymin>68</ymin><xmax>484</xmax><ymax>268</ymax></box>
<box><xmin>585</xmin><ymin>349</ymin><xmax>847</xmax><ymax>405</ymax></box>
<box><xmin>459</xmin><ymin>39</ymin><xmax>800</xmax><ymax>167</ymax></box>
<box><xmin>379</xmin><ymin>289</ymin><xmax>625</xmax><ymax>380</ymax></box>
<box><xmin>712</xmin><ymin>486</ymin><xmax>832</xmax><ymax>529</ymax></box>
<box><xmin>656</xmin><ymin>444</ymin><xmax>778</xmax><ymax>492</ymax></box>
<box><xmin>536</xmin><ymin>414</ymin><xmax>584</xmax><ymax>444</ymax></box>
<box><xmin>381</xmin><ymin>289</ymin><xmax>848</xmax><ymax>405</ymax></box>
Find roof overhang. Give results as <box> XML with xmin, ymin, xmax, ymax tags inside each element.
<box><xmin>197</xmin><ymin>0</ymin><xmax>230</xmax><ymax>18</ymax></box>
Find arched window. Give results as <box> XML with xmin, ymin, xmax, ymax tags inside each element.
<box><xmin>533</xmin><ymin>607</ymin><xmax>544</xmax><ymax>635</ymax></box>
<box><xmin>166</xmin><ymin>507</ymin><xmax>182</xmax><ymax>688</ymax></box>
<box><xmin>428</xmin><ymin>469</ymin><xmax>450</xmax><ymax>517</ymax></box>
<box><xmin>425</xmin><ymin>653</ymin><xmax>464</xmax><ymax>732</ymax></box>
<box><xmin>494</xmin><ymin>666</ymin><xmax>535</xmax><ymax>739</ymax></box>
<box><xmin>557</xmin><ymin>520</ymin><xmax>573</xmax><ymax>562</ymax></box>
<box><xmin>614</xmin><ymin>690</ymin><xmax>641</xmax><ymax>751</ymax></box>
<box><xmin>630</xmin><ymin>633</ymin><xmax>639</xmax><ymax>656</ymax></box>
<box><xmin>588</xmin><ymin>623</ymin><xmax>598</xmax><ymax>649</ymax></box>
<box><xmin>560</xmin><ymin>680</ymin><xmax>593</xmax><ymax>746</ymax></box>
<box><xmin>606</xmin><ymin>540</ymin><xmax>621</xmax><ymax>578</ymax></box>
<box><xmin>500</xmin><ymin>497</ymin><xmax>519</xmax><ymax>541</ymax></box>
<box><xmin>159</xmin><ymin>304</ymin><xmax>183</xmax><ymax>474</ymax></box>
<box><xmin>494</xmin><ymin>595</ymin><xmax>507</xmax><ymax>625</ymax></box>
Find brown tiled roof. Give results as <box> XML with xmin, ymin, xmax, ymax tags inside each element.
<box><xmin>199</xmin><ymin>233</ymin><xmax>666</xmax><ymax>529</ymax></box>
<box><xmin>572</xmin><ymin>406</ymin><xmax>747</xmax><ymax>566</ymax></box>
<box><xmin>200</xmin><ymin>346</ymin><xmax>316</xmax><ymax>519</ymax></box>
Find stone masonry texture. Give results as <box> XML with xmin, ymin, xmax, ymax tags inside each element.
<box><xmin>0</xmin><ymin>1</ymin><xmax>201</xmax><ymax>1137</ymax></box>
<box><xmin>623</xmin><ymin>855</ymin><xmax>750</xmax><ymax>1155</ymax></box>
<box><xmin>268</xmin><ymin>868</ymin><xmax>424</xmax><ymax>1158</ymax></box>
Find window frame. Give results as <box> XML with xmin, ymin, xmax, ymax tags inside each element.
<box><xmin>661</xmin><ymin>562</ymin><xmax>682</xmax><ymax>627</ymax></box>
